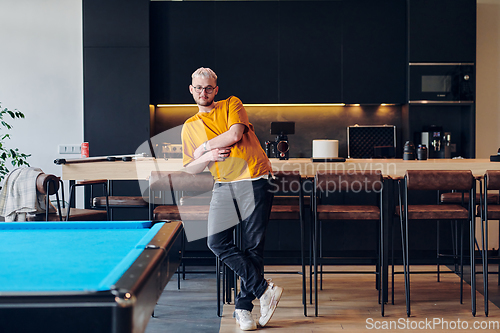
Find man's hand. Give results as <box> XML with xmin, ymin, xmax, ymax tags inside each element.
<box><xmin>193</xmin><ymin>124</ymin><xmax>245</xmax><ymax>160</ymax></box>
<box><xmin>194</xmin><ymin>140</ymin><xmax>233</xmax><ymax>160</ymax></box>
<box><xmin>207</xmin><ymin>147</ymin><xmax>231</xmax><ymax>162</ymax></box>
<box><xmin>184</xmin><ymin>147</ymin><xmax>232</xmax><ymax>174</ymax></box>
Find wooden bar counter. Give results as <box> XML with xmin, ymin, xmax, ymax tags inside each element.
<box><xmin>61</xmin><ymin>157</ymin><xmax>500</xmax><ymax>180</ymax></box>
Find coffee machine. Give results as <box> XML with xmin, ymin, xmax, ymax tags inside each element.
<box><xmin>418</xmin><ymin>126</ymin><xmax>452</xmax><ymax>159</ymax></box>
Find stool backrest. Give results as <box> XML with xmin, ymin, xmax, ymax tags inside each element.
<box><xmin>35</xmin><ymin>173</ymin><xmax>60</xmax><ymax>195</ymax></box>
<box><xmin>315</xmin><ymin>170</ymin><xmax>383</xmax><ymax>193</ymax></box>
<box><xmin>405</xmin><ymin>170</ymin><xmax>473</xmax><ymax>191</ymax></box>
<box><xmin>270</xmin><ymin>171</ymin><xmax>302</xmax><ymax>194</ymax></box>
<box><xmin>150</xmin><ymin>171</ymin><xmax>214</xmax><ymax>192</ymax></box>
<box><xmin>486</xmin><ymin>170</ymin><xmax>500</xmax><ymax>190</ymax></box>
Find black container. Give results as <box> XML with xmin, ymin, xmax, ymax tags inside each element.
<box><xmin>417</xmin><ymin>144</ymin><xmax>428</xmax><ymax>160</ymax></box>
<box><xmin>403</xmin><ymin>141</ymin><xmax>416</xmax><ymax>160</ymax></box>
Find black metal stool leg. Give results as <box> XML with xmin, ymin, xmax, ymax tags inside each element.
<box><xmin>217</xmin><ymin>257</ymin><xmax>221</xmax><ymax>317</ymax></box>
<box><xmin>470</xmin><ymin>198</ymin><xmax>476</xmax><ymax>317</ymax></box>
<box><xmin>300</xmin><ymin>209</ymin><xmax>307</xmax><ymax>316</ymax></box>
<box><xmin>484</xmin><ymin>189</ymin><xmax>489</xmax><ymax>317</ymax></box>
<box><xmin>380</xmin><ymin>191</ymin><xmax>385</xmax><ymax>317</ymax></box>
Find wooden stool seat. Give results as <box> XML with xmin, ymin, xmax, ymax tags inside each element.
<box><xmin>397</xmin><ymin>204</ymin><xmax>469</xmax><ymax>220</ymax></box>
<box><xmin>441</xmin><ymin>192</ymin><xmax>499</xmax><ymax>204</ymax></box>
<box><xmin>317</xmin><ymin>205</ymin><xmax>380</xmax><ymax>220</ymax></box>
<box><xmin>269</xmin><ymin>205</ymin><xmax>301</xmax><ymax>220</ymax></box>
<box><xmin>179</xmin><ymin>195</ymin><xmax>212</xmax><ymax>206</ymax></box>
<box><xmin>27</xmin><ymin>208</ymin><xmax>108</xmax><ymax>221</ymax></box>
<box><xmin>153</xmin><ymin>205</ymin><xmax>210</xmax><ymax>221</ymax></box>
<box><xmin>93</xmin><ymin>196</ymin><xmax>148</xmax><ymax>207</ymax></box>
<box><xmin>481</xmin><ymin>204</ymin><xmax>500</xmax><ymax>220</ymax></box>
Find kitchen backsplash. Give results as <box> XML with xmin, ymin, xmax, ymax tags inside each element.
<box><xmin>152</xmin><ymin>104</ymin><xmax>403</xmax><ymax>158</ymax></box>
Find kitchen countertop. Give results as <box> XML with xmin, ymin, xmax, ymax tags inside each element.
<box><xmin>60</xmin><ymin>157</ymin><xmax>500</xmax><ymax>180</ymax></box>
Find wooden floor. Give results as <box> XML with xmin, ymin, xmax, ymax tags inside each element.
<box><xmin>219</xmin><ymin>266</ymin><xmax>500</xmax><ymax>332</ymax></box>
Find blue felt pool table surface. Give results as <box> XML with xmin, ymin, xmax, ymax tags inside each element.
<box><xmin>0</xmin><ymin>221</ymin><xmax>165</xmax><ymax>293</ymax></box>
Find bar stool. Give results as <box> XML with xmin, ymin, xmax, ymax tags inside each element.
<box><xmin>313</xmin><ymin>170</ymin><xmax>385</xmax><ymax>316</ymax></box>
<box><xmin>398</xmin><ymin>170</ymin><xmax>476</xmax><ymax>317</ymax></box>
<box><xmin>267</xmin><ymin>171</ymin><xmax>308</xmax><ymax>316</ymax></box>
<box><xmin>25</xmin><ymin>173</ymin><xmax>109</xmax><ymax>221</ymax></box>
<box><xmin>148</xmin><ymin>171</ymin><xmax>224</xmax><ymax>312</ymax></box>
<box><xmin>438</xmin><ymin>180</ymin><xmax>499</xmax><ymax>285</ymax></box>
<box><xmin>92</xmin><ymin>190</ymin><xmax>148</xmax><ymax>220</ymax></box>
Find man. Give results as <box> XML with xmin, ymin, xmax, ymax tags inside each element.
<box><xmin>181</xmin><ymin>67</ymin><xmax>282</xmax><ymax>331</ymax></box>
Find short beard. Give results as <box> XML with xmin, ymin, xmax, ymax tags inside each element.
<box><xmin>196</xmin><ymin>96</ymin><xmax>214</xmax><ymax>107</ymax></box>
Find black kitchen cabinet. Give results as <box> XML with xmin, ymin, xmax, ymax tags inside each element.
<box><xmin>149</xmin><ymin>1</ymin><xmax>217</xmax><ymax>105</ymax></box>
<box><xmin>83</xmin><ymin>0</ymin><xmax>149</xmax><ymax>48</ymax></box>
<box><xmin>214</xmin><ymin>2</ymin><xmax>279</xmax><ymax>103</ymax></box>
<box><xmin>84</xmin><ymin>47</ymin><xmax>150</xmax><ymax>157</ymax></box>
<box><xmin>343</xmin><ymin>0</ymin><xmax>407</xmax><ymax>104</ymax></box>
<box><xmin>83</xmin><ymin>0</ymin><xmax>150</xmax><ymax>156</ymax></box>
<box><xmin>409</xmin><ymin>0</ymin><xmax>476</xmax><ymax>63</ymax></box>
<box><xmin>151</xmin><ymin>1</ymin><xmax>280</xmax><ymax>104</ymax></box>
<box><xmin>279</xmin><ymin>1</ymin><xmax>342</xmax><ymax>103</ymax></box>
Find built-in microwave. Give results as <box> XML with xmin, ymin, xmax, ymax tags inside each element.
<box><xmin>409</xmin><ymin>63</ymin><xmax>474</xmax><ymax>103</ymax></box>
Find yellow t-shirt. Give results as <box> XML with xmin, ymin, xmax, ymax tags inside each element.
<box><xmin>181</xmin><ymin>96</ymin><xmax>271</xmax><ymax>182</ymax></box>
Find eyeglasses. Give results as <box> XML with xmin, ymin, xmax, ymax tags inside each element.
<box><xmin>192</xmin><ymin>85</ymin><xmax>216</xmax><ymax>94</ymax></box>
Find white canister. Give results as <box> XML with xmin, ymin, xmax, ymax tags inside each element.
<box><xmin>312</xmin><ymin>140</ymin><xmax>339</xmax><ymax>159</ymax></box>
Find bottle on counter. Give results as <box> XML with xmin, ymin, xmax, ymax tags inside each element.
<box><xmin>403</xmin><ymin>141</ymin><xmax>416</xmax><ymax>160</ymax></box>
<box><xmin>417</xmin><ymin>144</ymin><xmax>428</xmax><ymax>160</ymax></box>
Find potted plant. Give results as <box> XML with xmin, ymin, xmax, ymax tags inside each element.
<box><xmin>0</xmin><ymin>102</ymin><xmax>31</xmax><ymax>183</ymax></box>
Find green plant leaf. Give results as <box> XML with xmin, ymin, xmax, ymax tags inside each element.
<box><xmin>0</xmin><ymin>103</ymin><xmax>30</xmax><ymax>182</ymax></box>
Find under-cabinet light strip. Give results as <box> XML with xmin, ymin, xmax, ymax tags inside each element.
<box><xmin>156</xmin><ymin>103</ymin><xmax>399</xmax><ymax>108</ymax></box>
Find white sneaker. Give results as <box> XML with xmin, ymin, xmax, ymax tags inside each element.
<box><xmin>258</xmin><ymin>280</ymin><xmax>283</xmax><ymax>327</ymax></box>
<box><xmin>234</xmin><ymin>309</ymin><xmax>257</xmax><ymax>331</ymax></box>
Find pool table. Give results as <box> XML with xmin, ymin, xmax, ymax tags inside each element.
<box><xmin>0</xmin><ymin>220</ymin><xmax>183</xmax><ymax>333</ymax></box>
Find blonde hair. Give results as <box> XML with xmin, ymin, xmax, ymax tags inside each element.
<box><xmin>191</xmin><ymin>67</ymin><xmax>218</xmax><ymax>83</ymax></box>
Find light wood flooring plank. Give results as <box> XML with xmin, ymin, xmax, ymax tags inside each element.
<box><xmin>220</xmin><ymin>266</ymin><xmax>500</xmax><ymax>332</ymax></box>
